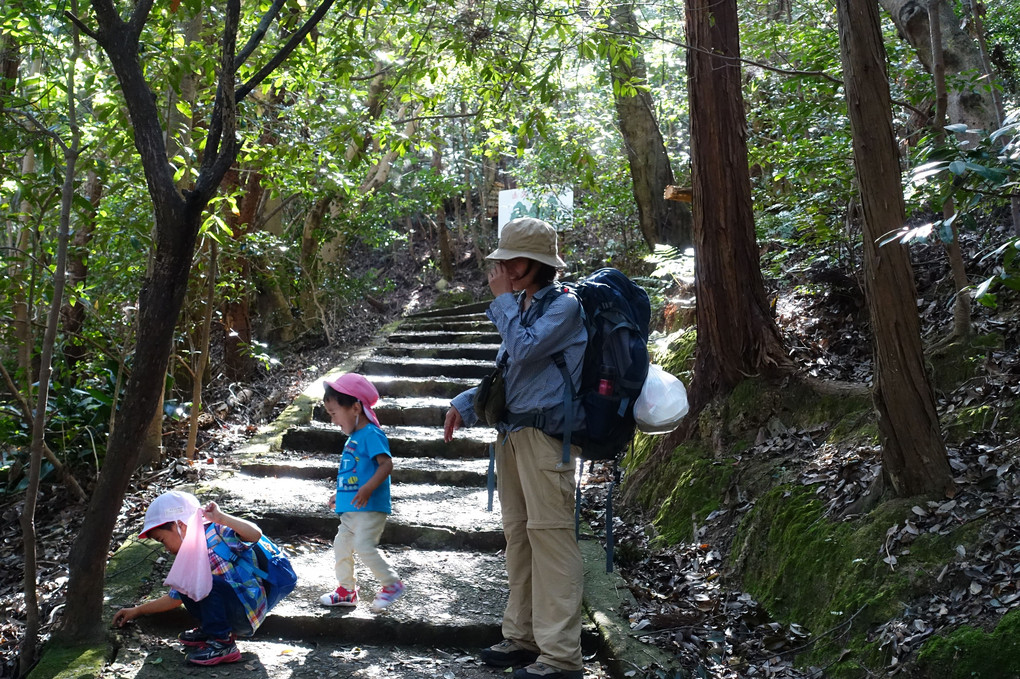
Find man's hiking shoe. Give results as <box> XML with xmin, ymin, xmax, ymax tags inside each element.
<box><xmin>370</xmin><ymin>581</ymin><xmax>405</xmax><ymax>611</ymax></box>
<box><xmin>178</xmin><ymin>628</ymin><xmax>234</xmax><ymax>648</ymax></box>
<box><xmin>185</xmin><ymin>638</ymin><xmax>241</xmax><ymax>666</ymax></box>
<box><xmin>319</xmin><ymin>585</ymin><xmax>358</xmax><ymax>607</ymax></box>
<box><xmin>480</xmin><ymin>639</ymin><xmax>540</xmax><ymax>668</ymax></box>
<box><xmin>513</xmin><ymin>661</ymin><xmax>584</xmax><ymax>679</ymax></box>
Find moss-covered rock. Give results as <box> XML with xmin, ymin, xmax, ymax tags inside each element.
<box><xmin>633</xmin><ymin>440</ymin><xmax>734</xmax><ymax>545</ymax></box>
<box><xmin>928</xmin><ymin>334</ymin><xmax>1002</xmax><ymax>394</ymax></box>
<box><xmin>432</xmin><ymin>289</ymin><xmax>478</xmax><ymax>309</ymax></box>
<box><xmin>730</xmin><ymin>486</ymin><xmax>985</xmax><ymax>675</ymax></box>
<box><xmin>916</xmin><ymin>608</ymin><xmax>1020</xmax><ymax>678</ymax></box>
<box><xmin>27</xmin><ymin>644</ymin><xmax>107</xmax><ymax>679</ymax></box>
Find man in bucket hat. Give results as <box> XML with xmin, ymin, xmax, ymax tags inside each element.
<box><xmin>444</xmin><ymin>217</ymin><xmax>587</xmax><ymax>679</ymax></box>
<box><xmin>113</xmin><ymin>491</ymin><xmax>267</xmax><ymax>666</ymax></box>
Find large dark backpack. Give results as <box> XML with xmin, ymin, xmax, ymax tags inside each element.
<box><xmin>533</xmin><ymin>268</ymin><xmax>652</xmax><ymax>463</ymax></box>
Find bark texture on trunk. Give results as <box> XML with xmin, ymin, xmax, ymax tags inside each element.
<box><xmin>685</xmin><ymin>0</ymin><xmax>790</xmax><ymax>406</ymax></box>
<box><xmin>837</xmin><ymin>0</ymin><xmax>954</xmax><ymax>498</ymax></box>
<box><xmin>626</xmin><ymin>0</ymin><xmax>792</xmax><ymax>500</ymax></box>
<box><xmin>878</xmin><ymin>0</ymin><xmax>996</xmax><ymax>135</ymax></box>
<box><xmin>610</xmin><ymin>0</ymin><xmax>692</xmax><ymax>249</ymax></box>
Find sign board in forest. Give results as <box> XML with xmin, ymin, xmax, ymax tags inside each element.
<box><xmin>498</xmin><ymin>188</ymin><xmax>573</xmax><ymax>234</ymax></box>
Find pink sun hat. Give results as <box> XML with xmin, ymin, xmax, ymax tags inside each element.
<box><xmin>323</xmin><ymin>373</ymin><xmax>381</xmax><ymax>426</ymax></box>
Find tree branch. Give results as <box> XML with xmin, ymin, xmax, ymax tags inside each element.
<box><xmin>63</xmin><ymin>10</ymin><xmax>99</xmax><ymax>42</ymax></box>
<box><xmin>234</xmin><ymin>0</ymin><xmax>288</xmax><ymax>70</ymax></box>
<box><xmin>236</xmin><ymin>0</ymin><xmax>338</xmax><ymax>102</ymax></box>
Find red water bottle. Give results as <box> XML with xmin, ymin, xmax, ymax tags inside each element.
<box><xmin>597</xmin><ymin>365</ymin><xmax>615</xmax><ymax>396</ymax></box>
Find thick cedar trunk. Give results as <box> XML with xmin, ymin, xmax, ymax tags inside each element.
<box><xmin>836</xmin><ymin>0</ymin><xmax>954</xmax><ymax>498</ymax></box>
<box><xmin>610</xmin><ymin>0</ymin><xmax>692</xmax><ymax>249</ymax></box>
<box><xmin>627</xmin><ymin>0</ymin><xmax>790</xmax><ymax>498</ymax></box>
<box><xmin>685</xmin><ymin>0</ymin><xmax>790</xmax><ymax>404</ymax></box>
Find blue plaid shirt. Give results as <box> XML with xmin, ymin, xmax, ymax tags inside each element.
<box><xmin>452</xmin><ymin>284</ymin><xmax>586</xmax><ymax>434</ymax></box>
<box><xmin>168</xmin><ymin>524</ymin><xmax>267</xmax><ymax>632</ymax></box>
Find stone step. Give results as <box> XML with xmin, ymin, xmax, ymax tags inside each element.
<box><xmin>280</xmin><ymin>424</ymin><xmax>492</xmax><ymax>457</ymax></box>
<box><xmin>145</xmin><ymin>547</ymin><xmax>507</xmax><ymax>648</ymax></box>
<box><xmin>363</xmin><ymin>375</ymin><xmax>477</xmax><ymax>399</ymax></box>
<box><xmin>241</xmin><ymin>455</ymin><xmax>489</xmax><ymax>487</ymax></box>
<box><xmin>360</xmin><ymin>356</ymin><xmax>493</xmax><ymax>379</ymax></box>
<box><xmin>388</xmin><ymin>330</ymin><xmax>502</xmax><ymax>345</ymax></box>
<box><xmin>208</xmin><ymin>474</ymin><xmax>504</xmax><ymax>551</ymax></box>
<box><xmin>375</xmin><ymin>343</ymin><xmax>500</xmax><ymax>361</ymax></box>
<box><xmin>314</xmin><ymin>396</ymin><xmax>459</xmax><ymax>427</ymax></box>
<box><xmin>403</xmin><ymin>301</ymin><xmax>492</xmax><ymax>319</ymax></box>
<box><xmin>400</xmin><ymin>320</ymin><xmax>495</xmax><ymax>333</ymax></box>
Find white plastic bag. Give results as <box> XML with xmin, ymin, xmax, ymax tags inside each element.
<box><xmin>634</xmin><ymin>364</ymin><xmax>689</xmax><ymax>435</ymax></box>
<box><xmin>163</xmin><ymin>507</ymin><xmax>212</xmax><ymax>601</ymax></box>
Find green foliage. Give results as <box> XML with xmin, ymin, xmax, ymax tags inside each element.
<box><xmin>905</xmin><ymin>110</ymin><xmax>1020</xmax><ymax>305</ymax></box>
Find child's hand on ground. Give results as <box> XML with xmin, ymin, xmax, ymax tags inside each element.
<box><xmin>112</xmin><ymin>606</ymin><xmax>138</xmax><ymax>627</ymax></box>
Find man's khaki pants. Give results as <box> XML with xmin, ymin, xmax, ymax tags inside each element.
<box><xmin>496</xmin><ymin>427</ymin><xmax>583</xmax><ymax>672</ymax></box>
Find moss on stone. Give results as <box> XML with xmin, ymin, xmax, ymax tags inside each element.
<box><xmin>629</xmin><ymin>439</ymin><xmax>734</xmax><ymax>544</ymax></box>
<box><xmin>27</xmin><ymin>644</ymin><xmax>107</xmax><ymax>679</ymax></box>
<box><xmin>944</xmin><ymin>404</ymin><xmax>998</xmax><ymax>443</ymax></box>
<box><xmin>731</xmin><ymin>486</ymin><xmax>990</xmax><ymax>673</ymax></box>
<box><xmin>433</xmin><ymin>290</ymin><xmax>477</xmax><ymax>309</ymax></box>
<box><xmin>916</xmin><ymin>609</ymin><xmax>1020</xmax><ymax>678</ymax></box>
<box><xmin>928</xmin><ymin>334</ymin><xmax>1001</xmax><ymax>393</ymax></box>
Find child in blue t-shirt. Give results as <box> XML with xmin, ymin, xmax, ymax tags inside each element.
<box><xmin>319</xmin><ymin>372</ymin><xmax>404</xmax><ymax>612</ymax></box>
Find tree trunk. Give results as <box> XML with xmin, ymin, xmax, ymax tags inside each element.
<box><xmin>928</xmin><ymin>0</ymin><xmax>970</xmax><ymax>339</ymax></box>
<box><xmin>433</xmin><ymin>142</ymin><xmax>454</xmax><ymax>280</ymax></box>
<box><xmin>186</xmin><ymin>240</ymin><xmax>217</xmax><ymax>459</ymax></box>
<box><xmin>59</xmin><ymin>0</ymin><xmax>240</xmax><ymax>642</ymax></box>
<box><xmin>60</xmin><ymin>170</ymin><xmax>102</xmax><ymax>371</ymax></box>
<box><xmin>683</xmin><ymin>0</ymin><xmax>790</xmax><ymax>405</ymax></box>
<box><xmin>836</xmin><ymin>0</ymin><xmax>954</xmax><ymax>498</ymax></box>
<box><xmin>609</xmin><ymin>0</ymin><xmax>692</xmax><ymax>249</ymax></box>
<box><xmin>628</xmin><ymin>0</ymin><xmax>791</xmax><ymax>498</ymax></box>
<box><xmin>878</xmin><ymin>0</ymin><xmax>996</xmax><ymax>136</ymax></box>
<box><xmin>222</xmin><ymin>165</ymin><xmax>266</xmax><ymax>382</ymax></box>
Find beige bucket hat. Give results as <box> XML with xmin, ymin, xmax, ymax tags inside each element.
<box><xmin>486</xmin><ymin>217</ymin><xmax>567</xmax><ymax>269</ymax></box>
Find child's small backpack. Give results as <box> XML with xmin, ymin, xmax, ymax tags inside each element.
<box><xmin>214</xmin><ymin>533</ymin><xmax>298</xmax><ymax>611</ymax></box>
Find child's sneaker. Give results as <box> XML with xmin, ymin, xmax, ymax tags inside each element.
<box><xmin>371</xmin><ymin>581</ymin><xmax>405</xmax><ymax>611</ymax></box>
<box><xmin>178</xmin><ymin>627</ymin><xmax>233</xmax><ymax>647</ymax></box>
<box><xmin>319</xmin><ymin>585</ymin><xmax>358</xmax><ymax>607</ymax></box>
<box><xmin>185</xmin><ymin>638</ymin><xmax>241</xmax><ymax>666</ymax></box>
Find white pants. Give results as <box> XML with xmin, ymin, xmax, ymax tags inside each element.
<box><xmin>333</xmin><ymin>511</ymin><xmax>399</xmax><ymax>590</ymax></box>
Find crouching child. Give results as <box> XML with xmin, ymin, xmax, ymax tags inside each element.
<box><xmin>113</xmin><ymin>491</ymin><xmax>274</xmax><ymax>666</ymax></box>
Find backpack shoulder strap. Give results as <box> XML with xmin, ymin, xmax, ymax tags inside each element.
<box><xmin>211</xmin><ymin>526</ymin><xmax>269</xmax><ymax>581</ymax></box>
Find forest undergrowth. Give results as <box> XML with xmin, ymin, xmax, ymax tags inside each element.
<box><xmin>2</xmin><ymin>228</ymin><xmax>1019</xmax><ymax>679</ymax></box>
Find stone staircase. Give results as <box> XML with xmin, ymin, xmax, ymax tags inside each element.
<box><xmin>102</xmin><ymin>301</ymin><xmax>673</xmax><ymax>679</ymax></box>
